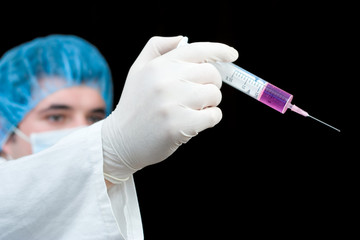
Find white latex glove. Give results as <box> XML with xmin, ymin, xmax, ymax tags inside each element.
<box><xmin>102</xmin><ymin>36</ymin><xmax>238</xmax><ymax>180</ymax></box>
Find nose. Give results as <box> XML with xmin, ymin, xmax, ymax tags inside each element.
<box><xmin>69</xmin><ymin>113</ymin><xmax>89</xmax><ymax>128</ymax></box>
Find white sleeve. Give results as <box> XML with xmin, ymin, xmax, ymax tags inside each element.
<box><xmin>0</xmin><ymin>121</ymin><xmax>143</xmax><ymax>240</ymax></box>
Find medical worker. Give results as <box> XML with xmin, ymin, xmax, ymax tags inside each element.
<box><xmin>0</xmin><ymin>35</ymin><xmax>238</xmax><ymax>239</ymax></box>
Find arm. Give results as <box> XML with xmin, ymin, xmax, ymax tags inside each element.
<box><xmin>101</xmin><ymin>36</ymin><xmax>238</xmax><ymax>182</ymax></box>
<box><xmin>0</xmin><ymin>121</ymin><xmax>129</xmax><ymax>239</ymax></box>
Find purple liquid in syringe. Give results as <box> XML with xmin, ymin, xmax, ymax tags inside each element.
<box><xmin>258</xmin><ymin>83</ymin><xmax>293</xmax><ymax>114</ymax></box>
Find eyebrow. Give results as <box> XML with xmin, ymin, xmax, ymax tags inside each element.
<box><xmin>39</xmin><ymin>104</ymin><xmax>73</xmax><ymax>113</ymax></box>
<box><xmin>39</xmin><ymin>104</ymin><xmax>106</xmax><ymax>115</ymax></box>
<box><xmin>91</xmin><ymin>108</ymin><xmax>106</xmax><ymax>114</ymax></box>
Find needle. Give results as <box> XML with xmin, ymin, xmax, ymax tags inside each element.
<box><xmin>308</xmin><ymin>115</ymin><xmax>341</xmax><ymax>132</ymax></box>
<box><xmin>289</xmin><ymin>104</ymin><xmax>340</xmax><ymax>132</ymax></box>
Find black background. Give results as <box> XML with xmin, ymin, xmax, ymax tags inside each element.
<box><xmin>1</xmin><ymin>1</ymin><xmax>354</xmax><ymax>238</ymax></box>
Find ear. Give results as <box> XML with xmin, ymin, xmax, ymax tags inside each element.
<box><xmin>1</xmin><ymin>134</ymin><xmax>16</xmax><ymax>158</ymax></box>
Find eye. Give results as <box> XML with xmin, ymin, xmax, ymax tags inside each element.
<box><xmin>46</xmin><ymin>114</ymin><xmax>65</xmax><ymax>123</ymax></box>
<box><xmin>87</xmin><ymin>115</ymin><xmax>105</xmax><ymax>124</ymax></box>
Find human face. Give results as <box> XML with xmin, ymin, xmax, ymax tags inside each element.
<box><xmin>2</xmin><ymin>86</ymin><xmax>106</xmax><ymax>159</ymax></box>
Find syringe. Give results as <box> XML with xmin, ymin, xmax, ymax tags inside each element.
<box><xmin>178</xmin><ymin>37</ymin><xmax>340</xmax><ymax>132</ymax></box>
<box><xmin>213</xmin><ymin>62</ymin><xmax>340</xmax><ymax>132</ymax></box>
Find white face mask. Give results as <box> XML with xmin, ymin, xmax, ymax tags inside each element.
<box><xmin>14</xmin><ymin>127</ymin><xmax>84</xmax><ymax>154</ymax></box>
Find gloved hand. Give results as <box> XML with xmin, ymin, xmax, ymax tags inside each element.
<box><xmin>102</xmin><ymin>36</ymin><xmax>238</xmax><ymax>180</ymax></box>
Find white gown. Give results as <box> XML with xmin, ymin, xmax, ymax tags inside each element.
<box><xmin>0</xmin><ymin>121</ymin><xmax>143</xmax><ymax>240</ymax></box>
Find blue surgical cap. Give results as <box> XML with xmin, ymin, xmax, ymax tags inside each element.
<box><xmin>0</xmin><ymin>35</ymin><xmax>113</xmax><ymax>151</ymax></box>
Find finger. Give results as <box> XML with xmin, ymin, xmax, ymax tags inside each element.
<box><xmin>186</xmin><ymin>107</ymin><xmax>223</xmax><ymax>134</ymax></box>
<box><xmin>165</xmin><ymin>42</ymin><xmax>238</xmax><ymax>64</ymax></box>
<box><xmin>176</xmin><ymin>106</ymin><xmax>222</xmax><ymax>144</ymax></box>
<box><xmin>180</xmin><ymin>83</ymin><xmax>222</xmax><ymax>110</ymax></box>
<box><xmin>133</xmin><ymin>36</ymin><xmax>184</xmax><ymax>70</ymax></box>
<box><xmin>180</xmin><ymin>63</ymin><xmax>222</xmax><ymax>89</ymax></box>
<box><xmin>199</xmin><ymin>106</ymin><xmax>223</xmax><ymax>129</ymax></box>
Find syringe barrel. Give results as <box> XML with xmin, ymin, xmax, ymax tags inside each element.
<box><xmin>258</xmin><ymin>83</ymin><xmax>293</xmax><ymax>113</ymax></box>
<box><xmin>212</xmin><ymin>62</ymin><xmax>293</xmax><ymax>114</ymax></box>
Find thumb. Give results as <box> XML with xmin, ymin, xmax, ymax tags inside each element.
<box><xmin>132</xmin><ymin>36</ymin><xmax>184</xmax><ymax>70</ymax></box>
